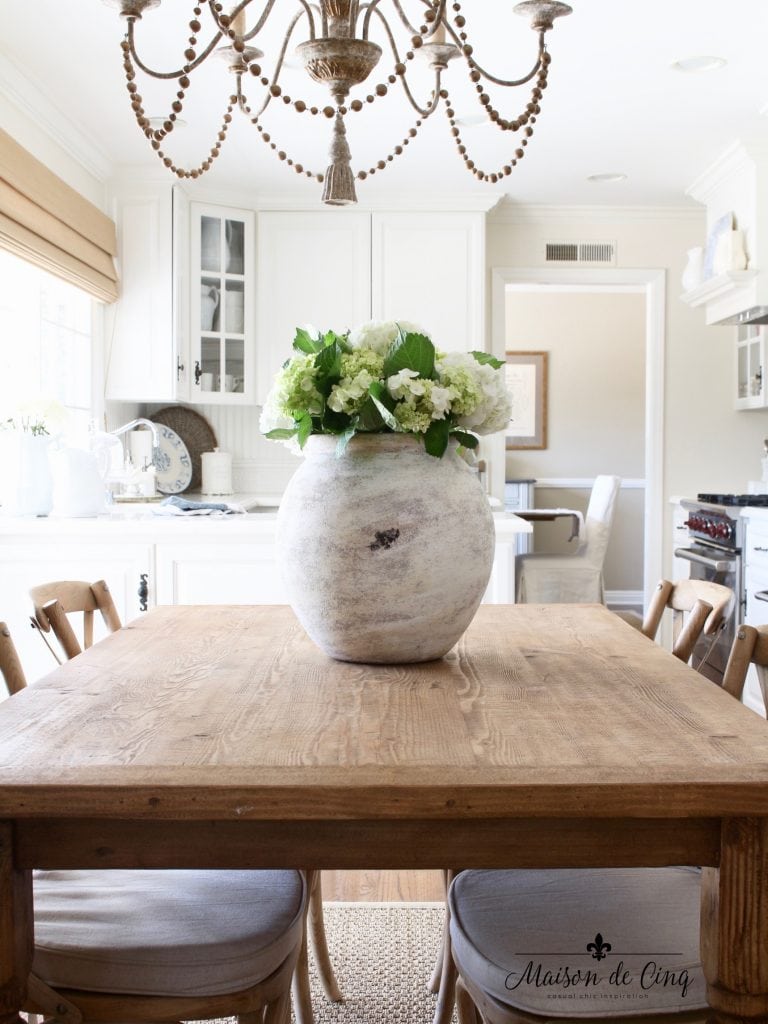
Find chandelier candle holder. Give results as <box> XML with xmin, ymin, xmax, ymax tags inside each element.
<box><xmin>105</xmin><ymin>0</ymin><xmax>572</xmax><ymax>205</ymax></box>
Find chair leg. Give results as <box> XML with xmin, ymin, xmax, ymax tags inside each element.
<box><xmin>308</xmin><ymin>870</ymin><xmax>343</xmax><ymax>1002</ymax></box>
<box><xmin>263</xmin><ymin>990</ymin><xmax>291</xmax><ymax>1024</ymax></box>
<box><xmin>456</xmin><ymin>977</ymin><xmax>482</xmax><ymax>1024</ymax></box>
<box><xmin>292</xmin><ymin>906</ymin><xmax>314</xmax><ymax>1024</ymax></box>
<box><xmin>428</xmin><ymin>869</ymin><xmax>450</xmax><ymax>993</ymax></box>
<box><xmin>431</xmin><ymin>869</ymin><xmax>458</xmax><ymax>1024</ymax></box>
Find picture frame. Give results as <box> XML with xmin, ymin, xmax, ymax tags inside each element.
<box><xmin>505</xmin><ymin>351</ymin><xmax>548</xmax><ymax>450</ymax></box>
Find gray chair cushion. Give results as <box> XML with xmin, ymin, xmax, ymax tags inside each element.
<box><xmin>449</xmin><ymin>867</ymin><xmax>706</xmax><ymax>1018</ymax></box>
<box><xmin>33</xmin><ymin>869</ymin><xmax>306</xmax><ymax>997</ymax></box>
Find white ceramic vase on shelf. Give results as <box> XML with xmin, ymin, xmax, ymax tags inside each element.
<box><xmin>276</xmin><ymin>433</ymin><xmax>495</xmax><ymax>664</ymax></box>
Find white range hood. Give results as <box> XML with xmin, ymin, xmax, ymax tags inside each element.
<box><xmin>684</xmin><ymin>141</ymin><xmax>768</xmax><ymax>326</ymax></box>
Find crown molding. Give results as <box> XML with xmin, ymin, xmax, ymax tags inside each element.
<box><xmin>489</xmin><ymin>200</ymin><xmax>703</xmax><ymax>224</ymax></box>
<box><xmin>0</xmin><ymin>53</ymin><xmax>114</xmax><ymax>183</ymax></box>
<box><xmin>686</xmin><ymin>139</ymin><xmax>768</xmax><ymax>205</ymax></box>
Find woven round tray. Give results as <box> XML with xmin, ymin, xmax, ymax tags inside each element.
<box><xmin>150</xmin><ymin>406</ymin><xmax>218</xmax><ymax>493</ymax></box>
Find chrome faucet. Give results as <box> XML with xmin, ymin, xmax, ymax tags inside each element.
<box><xmin>111</xmin><ymin>418</ymin><xmax>159</xmax><ymax>447</ymax></box>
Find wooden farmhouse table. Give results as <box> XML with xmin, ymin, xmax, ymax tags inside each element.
<box><xmin>2</xmin><ymin>603</ymin><xmax>768</xmax><ymax>1024</ymax></box>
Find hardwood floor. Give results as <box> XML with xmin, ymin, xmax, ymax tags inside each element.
<box><xmin>321</xmin><ymin>869</ymin><xmax>445</xmax><ymax>902</ymax></box>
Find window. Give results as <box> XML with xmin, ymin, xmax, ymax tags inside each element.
<box><xmin>0</xmin><ymin>249</ymin><xmax>94</xmax><ymax>440</ymax></box>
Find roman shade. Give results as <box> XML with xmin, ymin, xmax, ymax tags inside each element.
<box><xmin>0</xmin><ymin>128</ymin><xmax>118</xmax><ymax>303</ymax></box>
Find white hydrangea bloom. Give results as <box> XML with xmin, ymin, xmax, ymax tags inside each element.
<box><xmin>348</xmin><ymin>320</ymin><xmax>429</xmax><ymax>355</ymax></box>
<box><xmin>258</xmin><ymin>388</ymin><xmax>303</xmax><ymax>455</ymax></box>
<box><xmin>387</xmin><ymin>368</ymin><xmax>425</xmax><ymax>401</ymax></box>
<box><xmin>436</xmin><ymin>352</ymin><xmax>512</xmax><ymax>435</ymax></box>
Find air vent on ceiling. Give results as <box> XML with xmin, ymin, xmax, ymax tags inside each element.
<box><xmin>545</xmin><ymin>241</ymin><xmax>616</xmax><ymax>264</ymax></box>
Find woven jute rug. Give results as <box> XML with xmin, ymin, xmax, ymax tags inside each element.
<box><xmin>298</xmin><ymin>902</ymin><xmax>456</xmax><ymax>1024</ymax></box>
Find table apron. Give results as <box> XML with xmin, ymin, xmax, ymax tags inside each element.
<box><xmin>13</xmin><ymin>816</ymin><xmax>721</xmax><ymax>870</ymax></box>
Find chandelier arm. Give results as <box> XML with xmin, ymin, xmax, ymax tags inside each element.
<box><xmin>462</xmin><ymin>32</ymin><xmax>546</xmax><ymax>88</ymax></box>
<box><xmin>360</xmin><ymin>1</ymin><xmax>387</xmax><ymax>40</ymax></box>
<box><xmin>213</xmin><ymin>0</ymin><xmax>288</xmax><ymax>43</ymax></box>
<box><xmin>386</xmin><ymin>0</ymin><xmax>422</xmax><ymax>35</ymax></box>
<box><xmin>364</xmin><ymin>7</ymin><xmax>439</xmax><ymax>117</ymax></box>
<box><xmin>250</xmin><ymin>8</ymin><xmax>308</xmax><ymax>118</ymax></box>
<box><xmin>126</xmin><ymin>17</ymin><xmax>223</xmax><ymax>80</ymax></box>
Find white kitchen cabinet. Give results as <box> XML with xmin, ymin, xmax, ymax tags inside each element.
<box><xmin>255</xmin><ymin>210</ymin><xmax>372</xmax><ymax>405</ymax></box>
<box><xmin>371</xmin><ymin>211</ymin><xmax>485</xmax><ymax>352</ymax></box>
<box><xmin>189</xmin><ymin>202</ymin><xmax>255</xmax><ymax>404</ymax></box>
<box><xmin>106</xmin><ymin>183</ymin><xmax>189</xmax><ymax>402</ymax></box>
<box><xmin>255</xmin><ymin>209</ymin><xmax>486</xmax><ymax>403</ymax></box>
<box><xmin>154</xmin><ymin>540</ymin><xmax>287</xmax><ymax>604</ymax></box>
<box><xmin>0</xmin><ymin>537</ymin><xmax>152</xmax><ymax>685</ymax></box>
<box><xmin>735</xmin><ymin>324</ymin><xmax>767</xmax><ymax>409</ymax></box>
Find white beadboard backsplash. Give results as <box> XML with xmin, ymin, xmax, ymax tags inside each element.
<box><xmin>145</xmin><ymin>402</ymin><xmax>301</xmax><ymax>497</ymax></box>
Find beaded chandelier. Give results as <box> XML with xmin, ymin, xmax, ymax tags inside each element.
<box><xmin>106</xmin><ymin>0</ymin><xmax>572</xmax><ymax>205</ymax></box>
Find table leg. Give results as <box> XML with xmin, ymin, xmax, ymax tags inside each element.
<box><xmin>0</xmin><ymin>823</ymin><xmax>32</xmax><ymax>1024</ymax></box>
<box><xmin>701</xmin><ymin>818</ymin><xmax>768</xmax><ymax>1023</ymax></box>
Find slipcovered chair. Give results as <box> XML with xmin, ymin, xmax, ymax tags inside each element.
<box><xmin>0</xmin><ymin>621</ymin><xmax>323</xmax><ymax>1024</ymax></box>
<box><xmin>515</xmin><ymin>475</ymin><xmax>622</xmax><ymax>604</ymax></box>
<box><xmin>447</xmin><ymin>624</ymin><xmax>766</xmax><ymax>1024</ymax></box>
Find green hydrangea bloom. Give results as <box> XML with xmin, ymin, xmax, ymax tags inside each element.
<box><xmin>275</xmin><ymin>353</ymin><xmax>323</xmax><ymax>417</ymax></box>
<box><xmin>435</xmin><ymin>361</ymin><xmax>482</xmax><ymax>416</ymax></box>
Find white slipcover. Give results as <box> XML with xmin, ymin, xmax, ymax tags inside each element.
<box><xmin>449</xmin><ymin>867</ymin><xmax>706</xmax><ymax>1019</ymax></box>
<box><xmin>33</xmin><ymin>868</ymin><xmax>306</xmax><ymax>997</ymax></box>
<box><xmin>516</xmin><ymin>476</ymin><xmax>622</xmax><ymax>603</ymax></box>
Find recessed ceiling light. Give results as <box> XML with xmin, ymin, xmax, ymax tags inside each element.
<box><xmin>587</xmin><ymin>172</ymin><xmax>627</xmax><ymax>183</ymax></box>
<box><xmin>147</xmin><ymin>116</ymin><xmax>187</xmax><ymax>130</ymax></box>
<box><xmin>454</xmin><ymin>113</ymin><xmax>493</xmax><ymax>128</ymax></box>
<box><xmin>671</xmin><ymin>55</ymin><xmax>727</xmax><ymax>73</ymax></box>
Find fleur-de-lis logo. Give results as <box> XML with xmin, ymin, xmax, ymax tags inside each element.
<box><xmin>586</xmin><ymin>933</ymin><xmax>612</xmax><ymax>961</ymax></box>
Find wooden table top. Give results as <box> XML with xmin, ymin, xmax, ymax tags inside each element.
<box><xmin>2</xmin><ymin>603</ymin><xmax>768</xmax><ymax>823</ymax></box>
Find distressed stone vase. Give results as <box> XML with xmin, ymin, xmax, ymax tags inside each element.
<box><xmin>276</xmin><ymin>433</ymin><xmax>495</xmax><ymax>664</ymax></box>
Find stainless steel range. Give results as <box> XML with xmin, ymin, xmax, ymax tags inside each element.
<box><xmin>676</xmin><ymin>493</ymin><xmax>768</xmax><ymax>683</ymax></box>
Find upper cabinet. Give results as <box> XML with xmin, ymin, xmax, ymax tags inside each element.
<box><xmin>255</xmin><ymin>209</ymin><xmax>486</xmax><ymax>404</ymax></box>
<box><xmin>255</xmin><ymin>211</ymin><xmax>372</xmax><ymax>406</ymax></box>
<box><xmin>105</xmin><ymin>182</ymin><xmax>187</xmax><ymax>403</ymax></box>
<box><xmin>190</xmin><ymin>202</ymin><xmax>255</xmax><ymax>404</ymax></box>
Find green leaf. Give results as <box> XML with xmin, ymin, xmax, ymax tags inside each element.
<box><xmin>293</xmin><ymin>327</ymin><xmax>322</xmax><ymax>354</ymax></box>
<box><xmin>355</xmin><ymin>396</ymin><xmax>385</xmax><ymax>432</ymax></box>
<box><xmin>321</xmin><ymin>407</ymin><xmax>351</xmax><ymax>433</ymax></box>
<box><xmin>335</xmin><ymin>427</ymin><xmax>357</xmax><ymax>456</ymax></box>
<box><xmin>470</xmin><ymin>350</ymin><xmax>504</xmax><ymax>370</ymax></box>
<box><xmin>296</xmin><ymin>412</ymin><xmax>313</xmax><ymax>448</ymax></box>
<box><xmin>265</xmin><ymin>427</ymin><xmax>297</xmax><ymax>440</ymax></box>
<box><xmin>315</xmin><ymin>339</ymin><xmax>342</xmax><ymax>382</ymax></box>
<box><xmin>450</xmin><ymin>430</ymin><xmax>479</xmax><ymax>449</ymax></box>
<box><xmin>383</xmin><ymin>329</ymin><xmax>436</xmax><ymax>380</ymax></box>
<box><xmin>367</xmin><ymin>380</ymin><xmax>399</xmax><ymax>431</ymax></box>
<box><xmin>424</xmin><ymin>418</ymin><xmax>450</xmax><ymax>458</ymax></box>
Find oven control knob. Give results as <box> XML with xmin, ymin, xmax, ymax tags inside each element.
<box><xmin>684</xmin><ymin>517</ymin><xmax>700</xmax><ymax>530</ymax></box>
<box><xmin>707</xmin><ymin>522</ymin><xmax>719</xmax><ymax>537</ymax></box>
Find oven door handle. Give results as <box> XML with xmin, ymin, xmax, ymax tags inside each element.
<box><xmin>674</xmin><ymin>547</ymin><xmax>736</xmax><ymax>572</ymax></box>
<box><xmin>754</xmin><ymin>590</ymin><xmax>768</xmax><ymax>603</ymax></box>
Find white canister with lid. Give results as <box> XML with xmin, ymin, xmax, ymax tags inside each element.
<box><xmin>201</xmin><ymin>448</ymin><xmax>233</xmax><ymax>495</ymax></box>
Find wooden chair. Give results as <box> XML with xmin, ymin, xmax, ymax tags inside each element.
<box><xmin>618</xmin><ymin>579</ymin><xmax>734</xmax><ymax>664</ymax></box>
<box><xmin>29</xmin><ymin>579</ymin><xmax>122</xmax><ymax>662</ymax></box>
<box><xmin>448</xmin><ymin>625</ymin><xmax>765</xmax><ymax>1024</ymax></box>
<box><xmin>0</xmin><ymin>622</ymin><xmax>309</xmax><ymax>1024</ymax></box>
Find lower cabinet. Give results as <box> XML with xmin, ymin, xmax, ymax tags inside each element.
<box><xmin>154</xmin><ymin>541</ymin><xmax>287</xmax><ymax>604</ymax></box>
<box><xmin>1</xmin><ymin>538</ymin><xmax>152</xmax><ymax>685</ymax></box>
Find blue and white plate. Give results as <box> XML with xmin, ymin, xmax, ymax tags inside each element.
<box><xmin>152</xmin><ymin>424</ymin><xmax>193</xmax><ymax>494</ymax></box>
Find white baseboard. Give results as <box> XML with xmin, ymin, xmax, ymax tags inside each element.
<box><xmin>606</xmin><ymin>589</ymin><xmax>644</xmax><ymax>609</ymax></box>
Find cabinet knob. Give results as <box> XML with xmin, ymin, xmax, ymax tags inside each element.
<box><xmin>194</xmin><ymin>361</ymin><xmax>202</xmax><ymax>385</ymax></box>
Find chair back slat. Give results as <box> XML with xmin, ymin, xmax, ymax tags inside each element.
<box><xmin>0</xmin><ymin>623</ymin><xmax>27</xmax><ymax>695</ymax></box>
<box><xmin>29</xmin><ymin>579</ymin><xmax>123</xmax><ymax>664</ymax></box>
<box><xmin>672</xmin><ymin>599</ymin><xmax>713</xmax><ymax>664</ymax></box>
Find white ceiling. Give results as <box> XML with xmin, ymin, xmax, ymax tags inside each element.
<box><xmin>2</xmin><ymin>0</ymin><xmax>768</xmax><ymax>208</ymax></box>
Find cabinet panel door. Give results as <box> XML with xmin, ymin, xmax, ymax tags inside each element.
<box><xmin>255</xmin><ymin>211</ymin><xmax>372</xmax><ymax>405</ymax></box>
<box><xmin>106</xmin><ymin>189</ymin><xmax>176</xmax><ymax>401</ymax></box>
<box><xmin>0</xmin><ymin>540</ymin><xmax>152</xmax><ymax>686</ymax></box>
<box><xmin>155</xmin><ymin>541</ymin><xmax>287</xmax><ymax>604</ymax></box>
<box><xmin>371</xmin><ymin>212</ymin><xmax>485</xmax><ymax>352</ymax></box>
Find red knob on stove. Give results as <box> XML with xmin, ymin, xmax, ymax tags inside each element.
<box><xmin>707</xmin><ymin>522</ymin><xmax>719</xmax><ymax>538</ymax></box>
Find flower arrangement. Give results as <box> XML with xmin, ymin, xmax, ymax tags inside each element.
<box><xmin>0</xmin><ymin>398</ymin><xmax>69</xmax><ymax>437</ymax></box>
<box><xmin>260</xmin><ymin>320</ymin><xmax>512</xmax><ymax>458</ymax></box>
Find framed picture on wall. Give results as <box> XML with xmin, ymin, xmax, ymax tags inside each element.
<box><xmin>505</xmin><ymin>351</ymin><xmax>548</xmax><ymax>450</ymax></box>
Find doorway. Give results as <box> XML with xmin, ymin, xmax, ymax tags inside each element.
<box><xmin>490</xmin><ymin>267</ymin><xmax>666</xmax><ymax>605</ymax></box>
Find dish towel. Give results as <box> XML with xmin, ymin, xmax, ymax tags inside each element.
<box><xmin>154</xmin><ymin>496</ymin><xmax>246</xmax><ymax>516</ymax></box>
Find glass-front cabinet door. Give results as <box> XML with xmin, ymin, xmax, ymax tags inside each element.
<box><xmin>190</xmin><ymin>202</ymin><xmax>254</xmax><ymax>403</ymax></box>
<box><xmin>736</xmin><ymin>324</ymin><xmax>766</xmax><ymax>410</ymax></box>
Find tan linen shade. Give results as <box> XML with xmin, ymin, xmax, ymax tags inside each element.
<box><xmin>0</xmin><ymin>128</ymin><xmax>118</xmax><ymax>302</ymax></box>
